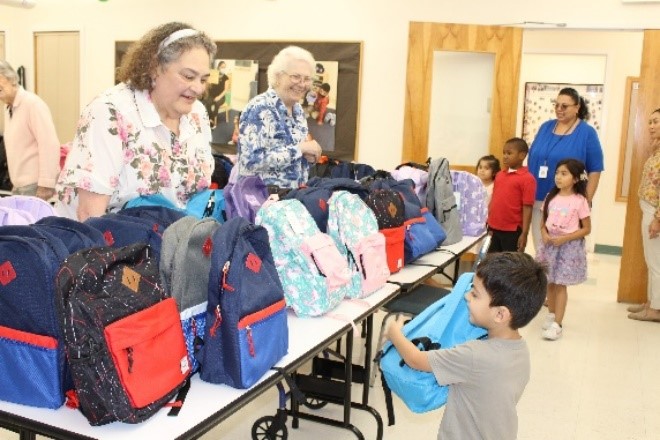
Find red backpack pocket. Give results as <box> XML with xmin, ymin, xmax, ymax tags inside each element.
<box><xmin>104</xmin><ymin>298</ymin><xmax>189</xmax><ymax>408</ymax></box>
<box><xmin>380</xmin><ymin>226</ymin><xmax>405</xmax><ymax>274</ymax></box>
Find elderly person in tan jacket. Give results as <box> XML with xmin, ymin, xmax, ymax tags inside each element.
<box><xmin>0</xmin><ymin>60</ymin><xmax>60</xmax><ymax>200</ymax></box>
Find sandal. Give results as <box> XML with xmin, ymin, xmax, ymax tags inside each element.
<box><xmin>626</xmin><ymin>303</ymin><xmax>646</xmax><ymax>313</ymax></box>
<box><xmin>628</xmin><ymin>309</ymin><xmax>660</xmax><ymax>322</ymax></box>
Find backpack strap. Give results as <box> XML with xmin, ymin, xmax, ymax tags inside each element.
<box><xmin>166</xmin><ymin>377</ymin><xmax>191</xmax><ymax>416</ymax></box>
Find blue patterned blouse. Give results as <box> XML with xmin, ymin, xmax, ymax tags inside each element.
<box><xmin>237</xmin><ymin>88</ymin><xmax>309</xmax><ymax>188</ymax></box>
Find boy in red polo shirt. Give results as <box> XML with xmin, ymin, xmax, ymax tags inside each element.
<box><xmin>487</xmin><ymin>137</ymin><xmax>537</xmax><ymax>253</ymax></box>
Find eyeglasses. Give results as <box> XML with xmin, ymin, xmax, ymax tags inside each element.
<box><xmin>285</xmin><ymin>73</ymin><xmax>313</xmax><ymax>85</ymax></box>
<box><xmin>554</xmin><ymin>103</ymin><xmax>577</xmax><ymax>110</ymax></box>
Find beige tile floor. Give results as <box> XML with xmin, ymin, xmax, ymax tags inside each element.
<box><xmin>3</xmin><ymin>253</ymin><xmax>659</xmax><ymax>440</ymax></box>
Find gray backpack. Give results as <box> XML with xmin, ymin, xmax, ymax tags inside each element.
<box><xmin>159</xmin><ymin>216</ymin><xmax>221</xmax><ymax>373</ymax></box>
<box><xmin>426</xmin><ymin>157</ymin><xmax>463</xmax><ymax>245</ymax></box>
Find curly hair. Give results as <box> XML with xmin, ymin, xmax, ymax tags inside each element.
<box><xmin>117</xmin><ymin>22</ymin><xmax>217</xmax><ymax>92</ymax></box>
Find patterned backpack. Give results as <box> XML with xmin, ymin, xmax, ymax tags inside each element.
<box><xmin>160</xmin><ymin>216</ymin><xmax>221</xmax><ymax>373</ymax></box>
<box><xmin>327</xmin><ymin>191</ymin><xmax>390</xmax><ymax>297</ymax></box>
<box><xmin>450</xmin><ymin>170</ymin><xmax>488</xmax><ymax>236</ymax></box>
<box><xmin>56</xmin><ymin>243</ymin><xmax>190</xmax><ymax>425</ymax></box>
<box><xmin>256</xmin><ymin>199</ymin><xmax>351</xmax><ymax>317</ymax></box>
<box><xmin>364</xmin><ymin>189</ymin><xmax>407</xmax><ymax>273</ymax></box>
<box><xmin>197</xmin><ymin>217</ymin><xmax>288</xmax><ymax>389</ymax></box>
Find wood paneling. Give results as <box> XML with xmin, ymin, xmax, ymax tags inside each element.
<box><xmin>617</xmin><ymin>30</ymin><xmax>660</xmax><ymax>303</ymax></box>
<box><xmin>402</xmin><ymin>23</ymin><xmax>522</xmax><ymax>166</ymax></box>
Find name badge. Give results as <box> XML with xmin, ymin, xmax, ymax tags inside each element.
<box><xmin>539</xmin><ymin>166</ymin><xmax>548</xmax><ymax>179</ymax></box>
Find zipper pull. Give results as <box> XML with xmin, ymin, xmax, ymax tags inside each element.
<box><xmin>127</xmin><ymin>347</ymin><xmax>134</xmax><ymax>373</ymax></box>
<box><xmin>209</xmin><ymin>305</ymin><xmax>222</xmax><ymax>337</ymax></box>
<box><xmin>246</xmin><ymin>326</ymin><xmax>256</xmax><ymax>357</ymax></box>
<box><xmin>222</xmin><ymin>261</ymin><xmax>235</xmax><ymax>292</ymax></box>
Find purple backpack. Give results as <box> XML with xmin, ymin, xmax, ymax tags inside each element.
<box><xmin>0</xmin><ymin>195</ymin><xmax>56</xmax><ymax>223</ymax></box>
<box><xmin>450</xmin><ymin>170</ymin><xmax>488</xmax><ymax>236</ymax></box>
<box><xmin>0</xmin><ymin>206</ymin><xmax>34</xmax><ymax>225</ymax></box>
<box><xmin>224</xmin><ymin>175</ymin><xmax>269</xmax><ymax>223</ymax></box>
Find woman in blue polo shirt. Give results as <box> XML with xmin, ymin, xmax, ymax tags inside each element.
<box><xmin>528</xmin><ymin>87</ymin><xmax>604</xmax><ymax>251</ymax></box>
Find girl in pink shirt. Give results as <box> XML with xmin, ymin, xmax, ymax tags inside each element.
<box><xmin>536</xmin><ymin>159</ymin><xmax>591</xmax><ymax>340</ymax></box>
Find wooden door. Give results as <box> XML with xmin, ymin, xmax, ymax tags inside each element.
<box><xmin>402</xmin><ymin>23</ymin><xmax>522</xmax><ymax>166</ymax></box>
<box><xmin>618</xmin><ymin>30</ymin><xmax>660</xmax><ymax>304</ymax></box>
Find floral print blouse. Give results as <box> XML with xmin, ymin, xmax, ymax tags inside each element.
<box><xmin>56</xmin><ymin>83</ymin><xmax>213</xmax><ymax>218</ymax></box>
<box><xmin>639</xmin><ymin>146</ymin><xmax>660</xmax><ymax>220</ymax></box>
<box><xmin>237</xmin><ymin>88</ymin><xmax>309</xmax><ymax>189</ymax></box>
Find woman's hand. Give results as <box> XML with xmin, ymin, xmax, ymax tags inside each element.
<box><xmin>35</xmin><ymin>186</ymin><xmax>55</xmax><ymax>201</ymax></box>
<box><xmin>300</xmin><ymin>139</ymin><xmax>322</xmax><ymax>164</ymax></box>
<box><xmin>650</xmin><ymin>218</ymin><xmax>660</xmax><ymax>239</ymax></box>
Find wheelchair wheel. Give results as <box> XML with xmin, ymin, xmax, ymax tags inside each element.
<box><xmin>305</xmin><ymin>397</ymin><xmax>328</xmax><ymax>410</ymax></box>
<box><xmin>251</xmin><ymin>415</ymin><xmax>288</xmax><ymax>440</ymax></box>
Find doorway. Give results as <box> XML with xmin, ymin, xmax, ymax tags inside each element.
<box><xmin>34</xmin><ymin>31</ymin><xmax>80</xmax><ymax>144</ymax></box>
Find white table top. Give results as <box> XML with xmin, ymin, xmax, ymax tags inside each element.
<box><xmin>385</xmin><ymin>234</ymin><xmax>485</xmax><ymax>289</ymax></box>
<box><xmin>0</xmin><ymin>283</ymin><xmax>401</xmax><ymax>440</ymax></box>
<box><xmin>410</xmin><ymin>234</ymin><xmax>485</xmax><ymax>267</ymax></box>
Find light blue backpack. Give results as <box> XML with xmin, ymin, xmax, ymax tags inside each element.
<box><xmin>327</xmin><ymin>191</ymin><xmax>389</xmax><ymax>298</ymax></box>
<box><xmin>378</xmin><ymin>273</ymin><xmax>487</xmax><ymax>424</ymax></box>
<box><xmin>256</xmin><ymin>199</ymin><xmax>350</xmax><ymax>317</ymax></box>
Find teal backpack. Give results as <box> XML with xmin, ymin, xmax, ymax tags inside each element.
<box><xmin>326</xmin><ymin>191</ymin><xmax>389</xmax><ymax>298</ymax></box>
<box><xmin>256</xmin><ymin>199</ymin><xmax>351</xmax><ymax>317</ymax></box>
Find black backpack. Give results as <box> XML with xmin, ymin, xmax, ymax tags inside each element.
<box><xmin>56</xmin><ymin>243</ymin><xmax>190</xmax><ymax>425</ymax></box>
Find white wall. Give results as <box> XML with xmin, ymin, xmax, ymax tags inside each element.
<box><xmin>0</xmin><ymin>0</ymin><xmax>656</xmax><ymax>247</ymax></box>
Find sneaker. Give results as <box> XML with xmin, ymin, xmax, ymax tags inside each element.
<box><xmin>542</xmin><ymin>322</ymin><xmax>562</xmax><ymax>340</ymax></box>
<box><xmin>542</xmin><ymin>313</ymin><xmax>556</xmax><ymax>330</ymax></box>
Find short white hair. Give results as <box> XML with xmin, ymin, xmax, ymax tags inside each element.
<box><xmin>267</xmin><ymin>46</ymin><xmax>315</xmax><ymax>88</ymax></box>
<box><xmin>0</xmin><ymin>60</ymin><xmax>18</xmax><ymax>86</ymax></box>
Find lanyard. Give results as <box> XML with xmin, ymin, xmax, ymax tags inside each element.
<box><xmin>543</xmin><ymin>119</ymin><xmax>578</xmax><ymax>166</ymax></box>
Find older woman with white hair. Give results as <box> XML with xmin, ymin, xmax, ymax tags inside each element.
<box><xmin>0</xmin><ymin>60</ymin><xmax>60</xmax><ymax>200</ymax></box>
<box><xmin>237</xmin><ymin>46</ymin><xmax>322</xmax><ymax>189</ymax></box>
<box><xmin>56</xmin><ymin>22</ymin><xmax>217</xmax><ymax>221</ymax></box>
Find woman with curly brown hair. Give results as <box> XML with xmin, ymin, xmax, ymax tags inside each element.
<box><xmin>56</xmin><ymin>22</ymin><xmax>217</xmax><ymax>221</ymax></box>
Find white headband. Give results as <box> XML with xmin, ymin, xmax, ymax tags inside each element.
<box><xmin>157</xmin><ymin>29</ymin><xmax>199</xmax><ymax>54</ymax></box>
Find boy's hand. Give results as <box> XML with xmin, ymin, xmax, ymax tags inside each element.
<box><xmin>385</xmin><ymin>315</ymin><xmax>406</xmax><ymax>341</ymax></box>
<box><xmin>517</xmin><ymin>235</ymin><xmax>527</xmax><ymax>251</ymax></box>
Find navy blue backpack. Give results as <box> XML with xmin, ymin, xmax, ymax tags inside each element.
<box><xmin>283</xmin><ymin>186</ymin><xmax>332</xmax><ymax>232</ymax></box>
<box><xmin>197</xmin><ymin>217</ymin><xmax>289</xmax><ymax>389</ymax></box>
<box><xmin>35</xmin><ymin>216</ymin><xmax>107</xmax><ymax>253</ymax></box>
<box><xmin>0</xmin><ymin>229</ymin><xmax>71</xmax><ymax>408</ymax></box>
